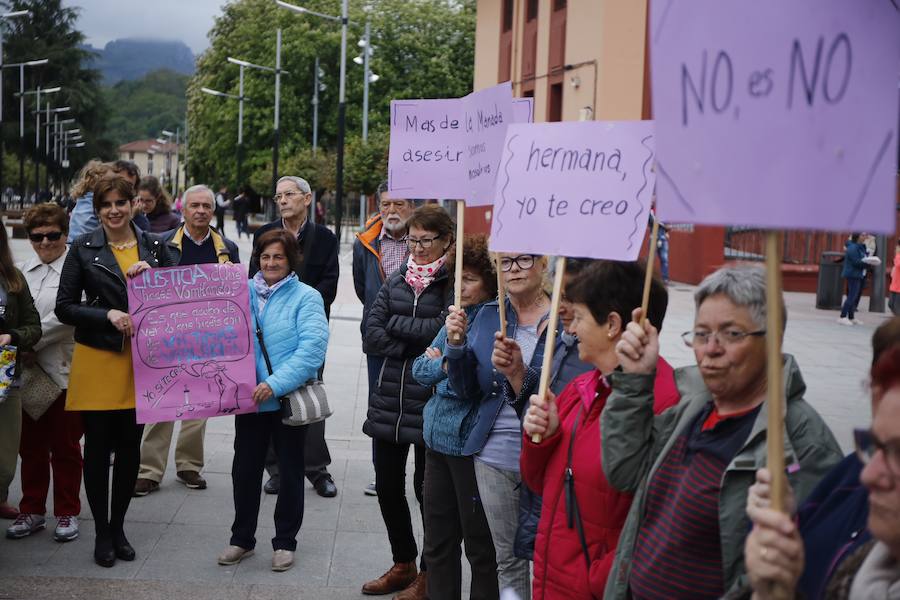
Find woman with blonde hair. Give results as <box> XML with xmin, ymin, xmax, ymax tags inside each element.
<box><xmin>67</xmin><ymin>161</ymin><xmax>110</xmax><ymax>243</ymax></box>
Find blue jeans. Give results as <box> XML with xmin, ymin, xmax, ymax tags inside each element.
<box><xmin>658</xmin><ymin>236</ymin><xmax>670</xmax><ymax>283</ymax></box>
<box><xmin>841</xmin><ymin>278</ymin><xmax>863</xmax><ymax>319</ymax></box>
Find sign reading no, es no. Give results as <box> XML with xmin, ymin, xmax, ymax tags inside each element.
<box><xmin>651</xmin><ymin>0</ymin><xmax>899</xmax><ymax>234</ymax></box>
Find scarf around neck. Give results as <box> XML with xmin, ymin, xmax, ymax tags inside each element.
<box><xmin>253</xmin><ymin>271</ymin><xmax>293</xmax><ymax>312</ymax></box>
<box><xmin>849</xmin><ymin>541</ymin><xmax>900</xmax><ymax>599</ymax></box>
<box><xmin>405</xmin><ymin>254</ymin><xmax>446</xmax><ymax>297</ymax></box>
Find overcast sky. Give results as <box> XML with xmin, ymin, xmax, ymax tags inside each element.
<box><xmin>62</xmin><ymin>0</ymin><xmax>226</xmax><ymax>54</ymax></box>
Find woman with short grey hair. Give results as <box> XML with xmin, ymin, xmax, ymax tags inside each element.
<box><xmin>599</xmin><ymin>265</ymin><xmax>843</xmax><ymax>599</ymax></box>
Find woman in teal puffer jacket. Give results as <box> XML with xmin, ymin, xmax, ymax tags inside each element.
<box><xmin>413</xmin><ymin>233</ymin><xmax>499</xmax><ymax>600</ymax></box>
<box><xmin>217</xmin><ymin>229</ymin><xmax>329</xmax><ymax>573</ymax></box>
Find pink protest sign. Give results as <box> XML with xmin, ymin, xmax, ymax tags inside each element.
<box><xmin>651</xmin><ymin>0</ymin><xmax>899</xmax><ymax>234</ymax></box>
<box><xmin>489</xmin><ymin>121</ymin><xmax>656</xmax><ymax>261</ymax></box>
<box><xmin>388</xmin><ymin>98</ymin><xmax>464</xmax><ymax>200</ymax></box>
<box><xmin>128</xmin><ymin>263</ymin><xmax>258</xmax><ymax>424</ymax></box>
<box><xmin>461</xmin><ymin>82</ymin><xmax>515</xmax><ymax>206</ymax></box>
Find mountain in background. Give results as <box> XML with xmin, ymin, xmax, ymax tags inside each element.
<box><xmin>84</xmin><ymin>38</ymin><xmax>195</xmax><ymax>85</ymax></box>
<box><xmin>104</xmin><ymin>69</ymin><xmax>188</xmax><ymax>146</ymax></box>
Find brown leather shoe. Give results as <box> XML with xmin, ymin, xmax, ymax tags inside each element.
<box><xmin>361</xmin><ymin>562</ymin><xmax>417</xmax><ymax>595</ymax></box>
<box><xmin>392</xmin><ymin>572</ymin><xmax>427</xmax><ymax>600</ymax></box>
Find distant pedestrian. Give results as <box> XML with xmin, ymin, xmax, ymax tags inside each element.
<box><xmin>839</xmin><ymin>233</ymin><xmax>868</xmax><ymax>326</ymax></box>
<box><xmin>215</xmin><ymin>186</ymin><xmax>230</xmax><ymax>233</ymax></box>
<box><xmin>232</xmin><ymin>187</ymin><xmax>250</xmax><ymax>239</ymax></box>
<box><xmin>7</xmin><ymin>204</ymin><xmax>82</xmax><ymax>542</ymax></box>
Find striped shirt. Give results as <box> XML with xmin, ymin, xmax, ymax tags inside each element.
<box><xmin>379</xmin><ymin>227</ymin><xmax>409</xmax><ymax>278</ymax></box>
<box><xmin>630</xmin><ymin>403</ymin><xmax>760</xmax><ymax>600</ymax></box>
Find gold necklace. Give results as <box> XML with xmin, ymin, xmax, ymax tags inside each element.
<box><xmin>108</xmin><ymin>239</ymin><xmax>137</xmax><ymax>251</ymax></box>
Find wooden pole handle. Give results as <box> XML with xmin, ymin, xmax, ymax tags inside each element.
<box><xmin>531</xmin><ymin>256</ymin><xmax>566</xmax><ymax>444</ymax></box>
<box><xmin>640</xmin><ymin>218</ymin><xmax>660</xmax><ymax>327</ymax></box>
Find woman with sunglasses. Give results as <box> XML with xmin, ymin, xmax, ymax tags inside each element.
<box><xmin>56</xmin><ymin>175</ymin><xmax>174</xmax><ymax>567</ymax></box>
<box><xmin>444</xmin><ymin>252</ymin><xmax>553</xmax><ymax>599</ymax></box>
<box><xmin>6</xmin><ymin>204</ymin><xmax>83</xmax><ymax>543</ymax></box>
<box><xmin>737</xmin><ymin>317</ymin><xmax>900</xmax><ymax>600</ymax></box>
<box><xmin>362</xmin><ymin>205</ymin><xmax>455</xmax><ymax>600</ymax></box>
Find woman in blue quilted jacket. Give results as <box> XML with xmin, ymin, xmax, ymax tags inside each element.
<box><xmin>217</xmin><ymin>229</ymin><xmax>329</xmax><ymax>573</ymax></box>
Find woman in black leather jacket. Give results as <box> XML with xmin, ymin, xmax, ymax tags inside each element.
<box><xmin>55</xmin><ymin>175</ymin><xmax>173</xmax><ymax>568</ymax></box>
<box><xmin>360</xmin><ymin>205</ymin><xmax>454</xmax><ymax>600</ymax></box>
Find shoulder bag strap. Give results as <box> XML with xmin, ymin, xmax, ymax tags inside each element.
<box><xmin>564</xmin><ymin>404</ymin><xmax>592</xmax><ymax>571</ymax></box>
<box><xmin>252</xmin><ymin>309</ymin><xmax>275</xmax><ymax>376</ymax></box>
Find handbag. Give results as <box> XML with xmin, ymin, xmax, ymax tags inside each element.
<box><xmin>253</xmin><ymin>315</ymin><xmax>331</xmax><ymax>426</ymax></box>
<box><xmin>13</xmin><ymin>364</ymin><xmax>62</xmax><ymax>420</ymax></box>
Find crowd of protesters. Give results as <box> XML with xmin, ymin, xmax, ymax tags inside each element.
<box><xmin>0</xmin><ymin>159</ymin><xmax>897</xmax><ymax>600</ymax></box>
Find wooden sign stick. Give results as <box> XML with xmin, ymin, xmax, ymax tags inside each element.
<box><xmin>640</xmin><ymin>217</ymin><xmax>660</xmax><ymax>327</ymax></box>
<box><xmin>765</xmin><ymin>231</ymin><xmax>786</xmax><ymax>512</ymax></box>
<box><xmin>496</xmin><ymin>253</ymin><xmax>507</xmax><ymax>335</ymax></box>
<box><xmin>451</xmin><ymin>200</ymin><xmax>465</xmax><ymax>345</ymax></box>
<box><xmin>531</xmin><ymin>256</ymin><xmax>566</xmax><ymax>444</ymax></box>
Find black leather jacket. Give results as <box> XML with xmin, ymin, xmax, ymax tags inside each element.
<box><xmin>55</xmin><ymin>224</ymin><xmax>174</xmax><ymax>352</ymax></box>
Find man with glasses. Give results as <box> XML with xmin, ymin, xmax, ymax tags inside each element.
<box><xmin>353</xmin><ymin>181</ymin><xmax>415</xmax><ymax>496</ymax></box>
<box><xmin>251</xmin><ymin>175</ymin><xmax>340</xmax><ymax>499</ymax></box>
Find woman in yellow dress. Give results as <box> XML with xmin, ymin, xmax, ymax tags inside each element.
<box><xmin>55</xmin><ymin>175</ymin><xmax>174</xmax><ymax>567</ymax></box>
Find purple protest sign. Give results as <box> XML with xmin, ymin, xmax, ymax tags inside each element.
<box><xmin>128</xmin><ymin>263</ymin><xmax>257</xmax><ymax>424</ymax></box>
<box><xmin>489</xmin><ymin>121</ymin><xmax>656</xmax><ymax>261</ymax></box>
<box><xmin>651</xmin><ymin>0</ymin><xmax>899</xmax><ymax>234</ymax></box>
<box><xmin>513</xmin><ymin>97</ymin><xmax>534</xmax><ymax>124</ymax></box>
<box><xmin>388</xmin><ymin>98</ymin><xmax>464</xmax><ymax>199</ymax></box>
<box><xmin>461</xmin><ymin>82</ymin><xmax>515</xmax><ymax>206</ymax></box>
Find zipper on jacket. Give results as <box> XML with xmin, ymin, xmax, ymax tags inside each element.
<box><xmin>376</xmin><ymin>359</ymin><xmax>387</xmax><ymax>388</ymax></box>
<box><xmin>395</xmin><ymin>358</ymin><xmax>407</xmax><ymax>443</ymax></box>
<box><xmin>93</xmin><ymin>263</ymin><xmax>128</xmax><ymax>351</ymax></box>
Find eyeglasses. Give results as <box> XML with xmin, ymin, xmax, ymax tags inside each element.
<box><xmin>273</xmin><ymin>190</ymin><xmax>306</xmax><ymax>202</ymax></box>
<box><xmin>681</xmin><ymin>328</ymin><xmax>766</xmax><ymax>348</ymax></box>
<box><xmin>854</xmin><ymin>428</ymin><xmax>900</xmax><ymax>478</ymax></box>
<box><xmin>407</xmin><ymin>235</ymin><xmax>442</xmax><ymax>250</ymax></box>
<box><xmin>28</xmin><ymin>231</ymin><xmax>63</xmax><ymax>243</ymax></box>
<box><xmin>500</xmin><ymin>255</ymin><xmax>536</xmax><ymax>272</ymax></box>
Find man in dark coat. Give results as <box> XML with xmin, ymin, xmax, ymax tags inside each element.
<box><xmin>251</xmin><ymin>175</ymin><xmax>340</xmax><ymax>498</ymax></box>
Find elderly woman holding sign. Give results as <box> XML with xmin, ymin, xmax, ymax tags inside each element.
<box><xmin>520</xmin><ymin>261</ymin><xmax>679</xmax><ymax>600</ymax></box>
<box><xmin>56</xmin><ymin>175</ymin><xmax>174</xmax><ymax>567</ymax></box>
<box><xmin>444</xmin><ymin>252</ymin><xmax>553</xmax><ymax>600</ymax></box>
<box><xmin>217</xmin><ymin>229</ymin><xmax>328</xmax><ymax>573</ymax></box>
<box><xmin>600</xmin><ymin>265</ymin><xmax>843</xmax><ymax>599</ymax></box>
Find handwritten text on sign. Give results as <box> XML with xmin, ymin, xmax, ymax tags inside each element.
<box><xmin>461</xmin><ymin>82</ymin><xmax>514</xmax><ymax>206</ymax></box>
<box><xmin>128</xmin><ymin>263</ymin><xmax>257</xmax><ymax>424</ymax></box>
<box><xmin>651</xmin><ymin>0</ymin><xmax>899</xmax><ymax>234</ymax></box>
<box><xmin>388</xmin><ymin>85</ymin><xmax>527</xmax><ymax>201</ymax></box>
<box><xmin>490</xmin><ymin>121</ymin><xmax>655</xmax><ymax>261</ymax></box>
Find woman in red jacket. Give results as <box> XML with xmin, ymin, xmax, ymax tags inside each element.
<box><xmin>520</xmin><ymin>261</ymin><xmax>680</xmax><ymax>599</ymax></box>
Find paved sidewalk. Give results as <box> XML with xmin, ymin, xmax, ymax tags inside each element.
<box><xmin>0</xmin><ymin>220</ymin><xmax>892</xmax><ymax>598</ymax></box>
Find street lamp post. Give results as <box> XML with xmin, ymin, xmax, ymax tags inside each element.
<box><xmin>0</xmin><ymin>9</ymin><xmax>31</xmax><ymax>204</ymax></box>
<box><xmin>354</xmin><ymin>20</ymin><xmax>378</xmax><ymax>227</ymax></box>
<box><xmin>201</xmin><ymin>78</ymin><xmax>248</xmax><ymax>193</ymax></box>
<box><xmin>2</xmin><ymin>58</ymin><xmax>48</xmax><ymax>202</ymax></box>
<box><xmin>21</xmin><ymin>85</ymin><xmax>61</xmax><ymax>197</ymax></box>
<box><xmin>276</xmin><ymin>0</ymin><xmax>349</xmax><ymax>243</ymax></box>
<box><xmin>227</xmin><ymin>49</ymin><xmax>287</xmax><ymax>220</ymax></box>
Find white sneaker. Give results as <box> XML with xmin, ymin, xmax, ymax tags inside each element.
<box><xmin>6</xmin><ymin>513</ymin><xmax>45</xmax><ymax>539</ymax></box>
<box><xmin>851</xmin><ymin>318</ymin><xmax>864</xmax><ymax>325</ymax></box>
<box><xmin>54</xmin><ymin>515</ymin><xmax>79</xmax><ymax>542</ymax></box>
<box><xmin>364</xmin><ymin>481</ymin><xmax>378</xmax><ymax>497</ymax></box>
<box><xmin>837</xmin><ymin>317</ymin><xmax>853</xmax><ymax>326</ymax></box>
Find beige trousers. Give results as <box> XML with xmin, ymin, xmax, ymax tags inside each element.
<box><xmin>0</xmin><ymin>395</ymin><xmax>22</xmax><ymax>502</ymax></box>
<box><xmin>137</xmin><ymin>418</ymin><xmax>207</xmax><ymax>482</ymax></box>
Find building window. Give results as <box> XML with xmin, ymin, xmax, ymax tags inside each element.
<box><xmin>502</xmin><ymin>0</ymin><xmax>513</xmax><ymax>32</ymax></box>
<box><xmin>148</xmin><ymin>155</ymin><xmax>154</xmax><ymax>175</ymax></box>
<box><xmin>526</xmin><ymin>0</ymin><xmax>538</xmax><ymax>21</ymax></box>
<box><xmin>554</xmin><ymin>0</ymin><xmax>567</xmax><ymax>10</ymax></box>
<box><xmin>129</xmin><ymin>151</ymin><xmax>135</xmax><ymax>160</ymax></box>
<box><xmin>548</xmin><ymin>83</ymin><xmax>563</xmax><ymax>122</ymax></box>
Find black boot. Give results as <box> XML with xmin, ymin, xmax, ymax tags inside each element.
<box><xmin>94</xmin><ymin>535</ymin><xmax>116</xmax><ymax>568</ymax></box>
<box><xmin>112</xmin><ymin>530</ymin><xmax>136</xmax><ymax>561</ymax></box>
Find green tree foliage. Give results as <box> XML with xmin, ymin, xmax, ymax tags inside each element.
<box><xmin>0</xmin><ymin>0</ymin><xmax>112</xmax><ymax>191</ymax></box>
<box><xmin>188</xmin><ymin>0</ymin><xmax>475</xmax><ymax>195</ymax></box>
<box><xmin>104</xmin><ymin>69</ymin><xmax>189</xmax><ymax>146</ymax></box>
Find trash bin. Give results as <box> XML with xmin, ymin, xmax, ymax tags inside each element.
<box><xmin>816</xmin><ymin>251</ymin><xmax>844</xmax><ymax>310</ymax></box>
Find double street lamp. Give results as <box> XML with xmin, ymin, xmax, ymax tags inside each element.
<box><xmin>21</xmin><ymin>85</ymin><xmax>61</xmax><ymax>194</ymax></box>
<box><xmin>277</xmin><ymin>0</ymin><xmax>350</xmax><ymax>243</ymax></box>
<box><xmin>2</xmin><ymin>57</ymin><xmax>48</xmax><ymax>198</ymax></box>
<box><xmin>0</xmin><ymin>9</ymin><xmax>31</xmax><ymax>202</ymax></box>
<box><xmin>201</xmin><ymin>69</ymin><xmax>250</xmax><ymax>193</ymax></box>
